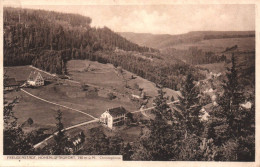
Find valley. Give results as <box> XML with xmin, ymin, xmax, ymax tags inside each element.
<box><xmin>4</xmin><ymin>59</ymin><xmax>180</xmax><ymax>148</ymax></box>
<box><xmin>3</xmin><ymin>6</ymin><xmax>255</xmax><ymax>161</ymax></box>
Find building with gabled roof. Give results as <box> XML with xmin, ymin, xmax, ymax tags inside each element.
<box><xmin>27</xmin><ymin>71</ymin><xmax>44</xmax><ymax>86</ymax></box>
<box><xmin>67</xmin><ymin>132</ymin><xmax>85</xmax><ymax>154</ymax></box>
<box><xmin>4</xmin><ymin>78</ymin><xmax>20</xmax><ymax>91</ymax></box>
<box><xmin>100</xmin><ymin>106</ymin><xmax>128</xmax><ymax>129</ymax></box>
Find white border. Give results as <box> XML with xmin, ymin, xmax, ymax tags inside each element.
<box><xmin>0</xmin><ymin>0</ymin><xmax>259</xmax><ymax>166</ymax></box>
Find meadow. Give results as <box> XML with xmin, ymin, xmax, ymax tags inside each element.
<box><xmin>169</xmin><ymin>37</ymin><xmax>255</xmax><ymax>52</ymax></box>
<box><xmin>4</xmin><ymin>60</ymin><xmax>179</xmax><ymax>143</ymax></box>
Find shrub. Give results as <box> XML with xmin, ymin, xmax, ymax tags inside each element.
<box><xmin>81</xmin><ymin>84</ymin><xmax>89</xmax><ymax>91</ymax></box>
<box><xmin>133</xmin><ymin>83</ymin><xmax>139</xmax><ymax>90</ymax></box>
<box><xmin>107</xmin><ymin>92</ymin><xmax>116</xmax><ymax>100</ymax></box>
<box><xmin>27</xmin><ymin>118</ymin><xmax>34</xmax><ymax>125</ymax></box>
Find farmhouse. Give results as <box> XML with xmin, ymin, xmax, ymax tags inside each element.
<box><xmin>100</xmin><ymin>106</ymin><xmax>128</xmax><ymax>129</ymax></box>
<box><xmin>27</xmin><ymin>71</ymin><xmax>44</xmax><ymax>86</ymax></box>
<box><xmin>4</xmin><ymin>78</ymin><xmax>20</xmax><ymax>91</ymax></box>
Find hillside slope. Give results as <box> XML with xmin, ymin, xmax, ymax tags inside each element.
<box><xmin>4</xmin><ymin>7</ymin><xmax>204</xmax><ymax>91</ymax></box>
<box><xmin>4</xmin><ymin>7</ymin><xmax>158</xmax><ymax>70</ymax></box>
<box><xmin>119</xmin><ymin>31</ymin><xmax>255</xmax><ymax>49</ymax></box>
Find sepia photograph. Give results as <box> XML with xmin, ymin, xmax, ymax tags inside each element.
<box><xmin>1</xmin><ymin>0</ymin><xmax>258</xmax><ymax>165</ymax></box>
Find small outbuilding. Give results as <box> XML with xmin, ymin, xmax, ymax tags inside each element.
<box><xmin>100</xmin><ymin>106</ymin><xmax>128</xmax><ymax>129</ymax></box>
<box><xmin>4</xmin><ymin>78</ymin><xmax>20</xmax><ymax>91</ymax></box>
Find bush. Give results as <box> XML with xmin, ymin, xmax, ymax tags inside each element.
<box><xmin>81</xmin><ymin>84</ymin><xmax>89</xmax><ymax>91</ymax></box>
<box><xmin>107</xmin><ymin>92</ymin><xmax>116</xmax><ymax>100</ymax></box>
<box><xmin>27</xmin><ymin>118</ymin><xmax>34</xmax><ymax>125</ymax></box>
<box><xmin>133</xmin><ymin>83</ymin><xmax>139</xmax><ymax>90</ymax></box>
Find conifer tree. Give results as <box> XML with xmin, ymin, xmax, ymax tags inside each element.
<box><xmin>132</xmin><ymin>88</ymin><xmax>178</xmax><ymax>160</ymax></box>
<box><xmin>207</xmin><ymin>54</ymin><xmax>255</xmax><ymax>161</ymax></box>
<box><xmin>120</xmin><ymin>143</ymin><xmax>133</xmax><ymax>160</ymax></box>
<box><xmin>152</xmin><ymin>88</ymin><xmax>172</xmax><ymax>121</ymax></box>
<box><xmin>218</xmin><ymin>54</ymin><xmax>243</xmax><ymax>134</ymax></box>
<box><xmin>173</xmin><ymin>73</ymin><xmax>203</xmax><ymax>137</ymax></box>
<box><xmin>52</xmin><ymin>110</ymin><xmax>70</xmax><ymax>155</ymax></box>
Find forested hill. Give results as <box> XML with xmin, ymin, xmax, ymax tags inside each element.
<box><xmin>119</xmin><ymin>31</ymin><xmax>255</xmax><ymax>49</ymax></box>
<box><xmin>4</xmin><ymin>7</ymin><xmax>158</xmax><ymax>69</ymax></box>
<box><xmin>5</xmin><ymin>7</ymin><xmax>201</xmax><ymax>90</ymax></box>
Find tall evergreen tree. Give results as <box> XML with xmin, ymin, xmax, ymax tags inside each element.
<box><xmin>52</xmin><ymin>110</ymin><xmax>70</xmax><ymax>155</ymax></box>
<box><xmin>207</xmin><ymin>54</ymin><xmax>255</xmax><ymax>161</ymax></box>
<box><xmin>152</xmin><ymin>88</ymin><xmax>172</xmax><ymax>121</ymax></box>
<box><xmin>169</xmin><ymin>73</ymin><xmax>204</xmax><ymax>160</ymax></box>
<box><xmin>132</xmin><ymin>88</ymin><xmax>178</xmax><ymax>160</ymax></box>
<box><xmin>173</xmin><ymin>73</ymin><xmax>203</xmax><ymax>137</ymax></box>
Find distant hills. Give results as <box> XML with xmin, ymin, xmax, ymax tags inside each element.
<box><xmin>119</xmin><ymin>31</ymin><xmax>255</xmax><ymax>49</ymax></box>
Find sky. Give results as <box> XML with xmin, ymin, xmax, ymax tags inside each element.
<box><xmin>3</xmin><ymin>1</ymin><xmax>255</xmax><ymax>35</ymax></box>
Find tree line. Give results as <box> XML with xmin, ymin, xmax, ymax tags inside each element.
<box><xmin>187</xmin><ymin>47</ymin><xmax>227</xmax><ymax>65</ymax></box>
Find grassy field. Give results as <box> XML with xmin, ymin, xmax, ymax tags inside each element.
<box><xmin>170</xmin><ymin>37</ymin><xmax>255</xmax><ymax>52</ymax></box>
<box><xmin>4</xmin><ymin>60</ymin><xmax>180</xmax><ymax>143</ymax></box>
<box><xmin>22</xmin><ymin>83</ymin><xmax>138</xmax><ymax>118</ymax></box>
<box><xmin>5</xmin><ymin>90</ymin><xmax>92</xmax><ymax>133</ymax></box>
<box><xmin>67</xmin><ymin>60</ymin><xmax>180</xmax><ymax>105</ymax></box>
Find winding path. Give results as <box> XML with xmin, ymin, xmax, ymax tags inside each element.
<box><xmin>21</xmin><ymin>89</ymin><xmax>98</xmax><ymax>120</ymax></box>
<box><xmin>32</xmin><ymin>100</ymin><xmax>179</xmax><ymax>149</ymax></box>
<box><xmin>25</xmin><ymin>65</ymin><xmax>180</xmax><ymax>148</ymax></box>
<box><xmin>131</xmin><ymin>100</ymin><xmax>179</xmax><ymax>114</ymax></box>
<box><xmin>29</xmin><ymin>65</ymin><xmax>128</xmax><ymax>98</ymax></box>
<box><xmin>33</xmin><ymin>119</ymin><xmax>99</xmax><ymax>149</ymax></box>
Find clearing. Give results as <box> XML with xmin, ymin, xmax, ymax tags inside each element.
<box><xmin>4</xmin><ymin>60</ymin><xmax>180</xmax><ymax>144</ymax></box>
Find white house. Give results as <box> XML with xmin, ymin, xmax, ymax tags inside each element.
<box><xmin>100</xmin><ymin>106</ymin><xmax>128</xmax><ymax>129</ymax></box>
<box><xmin>241</xmin><ymin>101</ymin><xmax>252</xmax><ymax>109</ymax></box>
<box><xmin>27</xmin><ymin>71</ymin><xmax>44</xmax><ymax>86</ymax></box>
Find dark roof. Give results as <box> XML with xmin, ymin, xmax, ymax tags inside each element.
<box><xmin>4</xmin><ymin>78</ymin><xmax>19</xmax><ymax>87</ymax></box>
<box><xmin>28</xmin><ymin>71</ymin><xmax>42</xmax><ymax>81</ymax></box>
<box><xmin>68</xmin><ymin>132</ymin><xmax>85</xmax><ymax>147</ymax></box>
<box><xmin>108</xmin><ymin>107</ymin><xmax>128</xmax><ymax>117</ymax></box>
<box><xmin>204</xmin><ymin>103</ymin><xmax>214</xmax><ymax>112</ymax></box>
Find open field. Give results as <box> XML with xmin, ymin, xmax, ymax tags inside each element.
<box><xmin>4</xmin><ymin>60</ymin><xmax>180</xmax><ymax>144</ymax></box>
<box><xmin>168</xmin><ymin>37</ymin><xmax>255</xmax><ymax>52</ymax></box>
<box><xmin>22</xmin><ymin>83</ymin><xmax>138</xmax><ymax>118</ymax></box>
<box><xmin>67</xmin><ymin>60</ymin><xmax>180</xmax><ymax>105</ymax></box>
<box><xmin>5</xmin><ymin>90</ymin><xmax>92</xmax><ymax>133</ymax></box>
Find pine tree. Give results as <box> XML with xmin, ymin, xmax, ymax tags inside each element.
<box><xmin>52</xmin><ymin>110</ymin><xmax>70</xmax><ymax>155</ymax></box>
<box><xmin>120</xmin><ymin>143</ymin><xmax>133</xmax><ymax>160</ymax></box>
<box><xmin>218</xmin><ymin>54</ymin><xmax>243</xmax><ymax>133</ymax></box>
<box><xmin>152</xmin><ymin>88</ymin><xmax>172</xmax><ymax>121</ymax></box>
<box><xmin>210</xmin><ymin>54</ymin><xmax>244</xmax><ymax>142</ymax></box>
<box><xmin>4</xmin><ymin>98</ymin><xmax>35</xmax><ymax>155</ymax></box>
<box><xmin>169</xmin><ymin>73</ymin><xmax>204</xmax><ymax>160</ymax></box>
<box><xmin>82</xmin><ymin>127</ymin><xmax>109</xmax><ymax>155</ymax></box>
<box><xmin>207</xmin><ymin>54</ymin><xmax>255</xmax><ymax>161</ymax></box>
<box><xmin>173</xmin><ymin>73</ymin><xmax>203</xmax><ymax>137</ymax></box>
<box><xmin>132</xmin><ymin>88</ymin><xmax>178</xmax><ymax>160</ymax></box>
